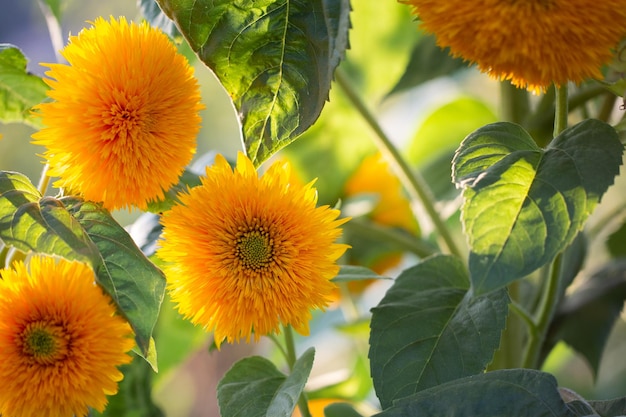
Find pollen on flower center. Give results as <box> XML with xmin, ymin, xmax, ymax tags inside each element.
<box><xmin>234</xmin><ymin>222</ymin><xmax>275</xmax><ymax>272</ymax></box>
<box><xmin>20</xmin><ymin>322</ymin><xmax>69</xmax><ymax>365</ymax></box>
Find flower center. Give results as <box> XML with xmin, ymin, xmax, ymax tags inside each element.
<box><xmin>21</xmin><ymin>321</ymin><xmax>70</xmax><ymax>365</ymax></box>
<box><xmin>102</xmin><ymin>92</ymin><xmax>145</xmax><ymax>142</ymax></box>
<box><xmin>235</xmin><ymin>222</ymin><xmax>275</xmax><ymax>272</ymax></box>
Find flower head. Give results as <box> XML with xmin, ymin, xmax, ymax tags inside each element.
<box><xmin>32</xmin><ymin>16</ymin><xmax>203</xmax><ymax>210</ymax></box>
<box><xmin>402</xmin><ymin>0</ymin><xmax>626</xmax><ymax>91</ymax></box>
<box><xmin>0</xmin><ymin>256</ymin><xmax>134</xmax><ymax>417</ymax></box>
<box><xmin>158</xmin><ymin>153</ymin><xmax>349</xmax><ymax>347</ymax></box>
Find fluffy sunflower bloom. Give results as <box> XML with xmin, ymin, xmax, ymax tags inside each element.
<box><xmin>0</xmin><ymin>256</ymin><xmax>134</xmax><ymax>417</ymax></box>
<box><xmin>158</xmin><ymin>153</ymin><xmax>349</xmax><ymax>347</ymax></box>
<box><xmin>402</xmin><ymin>0</ymin><xmax>626</xmax><ymax>91</ymax></box>
<box><xmin>32</xmin><ymin>16</ymin><xmax>203</xmax><ymax>210</ymax></box>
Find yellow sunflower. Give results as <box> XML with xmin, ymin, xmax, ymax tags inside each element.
<box><xmin>0</xmin><ymin>256</ymin><xmax>134</xmax><ymax>417</ymax></box>
<box><xmin>158</xmin><ymin>153</ymin><xmax>349</xmax><ymax>347</ymax></box>
<box><xmin>402</xmin><ymin>0</ymin><xmax>626</xmax><ymax>91</ymax></box>
<box><xmin>32</xmin><ymin>16</ymin><xmax>203</xmax><ymax>210</ymax></box>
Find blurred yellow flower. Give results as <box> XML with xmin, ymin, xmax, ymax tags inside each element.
<box><xmin>345</xmin><ymin>153</ymin><xmax>418</xmax><ymax>233</ymax></box>
<box><xmin>343</xmin><ymin>153</ymin><xmax>418</xmax><ymax>278</ymax></box>
<box><xmin>158</xmin><ymin>153</ymin><xmax>349</xmax><ymax>347</ymax></box>
<box><xmin>402</xmin><ymin>0</ymin><xmax>626</xmax><ymax>91</ymax></box>
<box><xmin>32</xmin><ymin>16</ymin><xmax>203</xmax><ymax>210</ymax></box>
<box><xmin>0</xmin><ymin>256</ymin><xmax>134</xmax><ymax>417</ymax></box>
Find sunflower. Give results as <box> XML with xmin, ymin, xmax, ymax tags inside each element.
<box><xmin>158</xmin><ymin>153</ymin><xmax>349</xmax><ymax>347</ymax></box>
<box><xmin>0</xmin><ymin>256</ymin><xmax>134</xmax><ymax>417</ymax></box>
<box><xmin>32</xmin><ymin>16</ymin><xmax>203</xmax><ymax>210</ymax></box>
<box><xmin>402</xmin><ymin>0</ymin><xmax>626</xmax><ymax>91</ymax></box>
<box><xmin>342</xmin><ymin>153</ymin><xmax>419</xmax><ymax>290</ymax></box>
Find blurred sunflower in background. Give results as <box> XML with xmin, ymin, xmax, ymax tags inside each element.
<box><xmin>402</xmin><ymin>0</ymin><xmax>626</xmax><ymax>91</ymax></box>
<box><xmin>158</xmin><ymin>153</ymin><xmax>350</xmax><ymax>348</ymax></box>
<box><xmin>0</xmin><ymin>256</ymin><xmax>134</xmax><ymax>417</ymax></box>
<box><xmin>32</xmin><ymin>16</ymin><xmax>203</xmax><ymax>210</ymax></box>
<box><xmin>343</xmin><ymin>153</ymin><xmax>419</xmax><ymax>283</ymax></box>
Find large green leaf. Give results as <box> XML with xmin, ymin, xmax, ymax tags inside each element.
<box><xmin>0</xmin><ymin>45</ymin><xmax>49</xmax><ymax>128</ymax></box>
<box><xmin>374</xmin><ymin>369</ymin><xmax>577</xmax><ymax>417</ymax></box>
<box><xmin>156</xmin><ymin>0</ymin><xmax>351</xmax><ymax>166</ymax></box>
<box><xmin>61</xmin><ymin>197</ymin><xmax>165</xmax><ymax>365</ymax></box>
<box><xmin>369</xmin><ymin>255</ymin><xmax>509</xmax><ymax>409</ymax></box>
<box><xmin>452</xmin><ymin>119</ymin><xmax>623</xmax><ymax>295</ymax></box>
<box><xmin>218</xmin><ymin>347</ymin><xmax>315</xmax><ymax>417</ymax></box>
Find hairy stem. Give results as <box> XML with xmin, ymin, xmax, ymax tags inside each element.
<box><xmin>335</xmin><ymin>68</ymin><xmax>461</xmax><ymax>258</ymax></box>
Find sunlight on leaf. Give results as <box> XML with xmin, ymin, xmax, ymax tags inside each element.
<box><xmin>157</xmin><ymin>0</ymin><xmax>351</xmax><ymax>165</ymax></box>
<box><xmin>452</xmin><ymin>119</ymin><xmax>623</xmax><ymax>295</ymax></box>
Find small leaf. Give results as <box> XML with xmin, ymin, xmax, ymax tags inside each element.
<box><xmin>386</xmin><ymin>33</ymin><xmax>467</xmax><ymax>97</ymax></box>
<box><xmin>369</xmin><ymin>254</ymin><xmax>509</xmax><ymax>409</ymax></box>
<box><xmin>452</xmin><ymin>119</ymin><xmax>623</xmax><ymax>295</ymax></box>
<box><xmin>156</xmin><ymin>0</ymin><xmax>351</xmax><ymax>165</ymax></box>
<box><xmin>0</xmin><ymin>45</ymin><xmax>49</xmax><ymax>128</ymax></box>
<box><xmin>218</xmin><ymin>348</ymin><xmax>315</xmax><ymax>417</ymax></box>
<box><xmin>62</xmin><ymin>197</ymin><xmax>166</xmax><ymax>364</ymax></box>
<box><xmin>333</xmin><ymin>265</ymin><xmax>390</xmax><ymax>282</ymax></box>
<box><xmin>548</xmin><ymin>260</ymin><xmax>626</xmax><ymax>376</ymax></box>
<box><xmin>374</xmin><ymin>369</ymin><xmax>577</xmax><ymax>417</ymax></box>
<box><xmin>0</xmin><ymin>172</ymin><xmax>99</xmax><ymax>263</ymax></box>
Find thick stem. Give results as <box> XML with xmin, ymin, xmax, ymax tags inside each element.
<box><xmin>500</xmin><ymin>81</ymin><xmax>529</xmax><ymax>124</ymax></box>
<box><xmin>284</xmin><ymin>325</ymin><xmax>312</xmax><ymax>417</ymax></box>
<box><xmin>521</xmin><ymin>254</ymin><xmax>562</xmax><ymax>369</ymax></box>
<box><xmin>335</xmin><ymin>68</ymin><xmax>462</xmax><ymax>258</ymax></box>
<box><xmin>553</xmin><ymin>84</ymin><xmax>569</xmax><ymax>137</ymax></box>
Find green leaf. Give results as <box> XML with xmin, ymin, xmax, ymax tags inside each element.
<box><xmin>145</xmin><ymin>169</ymin><xmax>203</xmax><ymax>213</ymax></box>
<box><xmin>61</xmin><ymin>197</ymin><xmax>165</xmax><ymax>367</ymax></box>
<box><xmin>406</xmin><ymin>97</ymin><xmax>497</xmax><ymax>166</ymax></box>
<box><xmin>548</xmin><ymin>260</ymin><xmax>626</xmax><ymax>377</ymax></box>
<box><xmin>0</xmin><ymin>45</ymin><xmax>49</xmax><ymax>128</ymax></box>
<box><xmin>157</xmin><ymin>0</ymin><xmax>351</xmax><ymax>166</ymax></box>
<box><xmin>324</xmin><ymin>403</ymin><xmax>364</xmax><ymax>417</ymax></box>
<box><xmin>375</xmin><ymin>369</ymin><xmax>577</xmax><ymax>417</ymax></box>
<box><xmin>0</xmin><ymin>171</ymin><xmax>99</xmax><ymax>263</ymax></box>
<box><xmin>369</xmin><ymin>254</ymin><xmax>509</xmax><ymax>409</ymax></box>
<box><xmin>386</xmin><ymin>34</ymin><xmax>467</xmax><ymax>98</ymax></box>
<box><xmin>452</xmin><ymin>119</ymin><xmax>623</xmax><ymax>295</ymax></box>
<box><xmin>333</xmin><ymin>265</ymin><xmax>390</xmax><ymax>282</ymax></box>
<box><xmin>218</xmin><ymin>348</ymin><xmax>315</xmax><ymax>417</ymax></box>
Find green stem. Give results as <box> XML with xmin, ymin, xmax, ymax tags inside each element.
<box><xmin>284</xmin><ymin>325</ymin><xmax>312</xmax><ymax>417</ymax></box>
<box><xmin>335</xmin><ymin>68</ymin><xmax>461</xmax><ymax>258</ymax></box>
<box><xmin>267</xmin><ymin>333</ymin><xmax>290</xmax><ymax>364</ymax></box>
<box><xmin>37</xmin><ymin>163</ymin><xmax>51</xmax><ymax>196</ymax></box>
<box><xmin>521</xmin><ymin>253</ymin><xmax>562</xmax><ymax>369</ymax></box>
<box><xmin>509</xmin><ymin>300</ymin><xmax>536</xmax><ymax>335</ymax></box>
<box><xmin>553</xmin><ymin>84</ymin><xmax>569</xmax><ymax>137</ymax></box>
<box><xmin>500</xmin><ymin>81</ymin><xmax>529</xmax><ymax>124</ymax></box>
